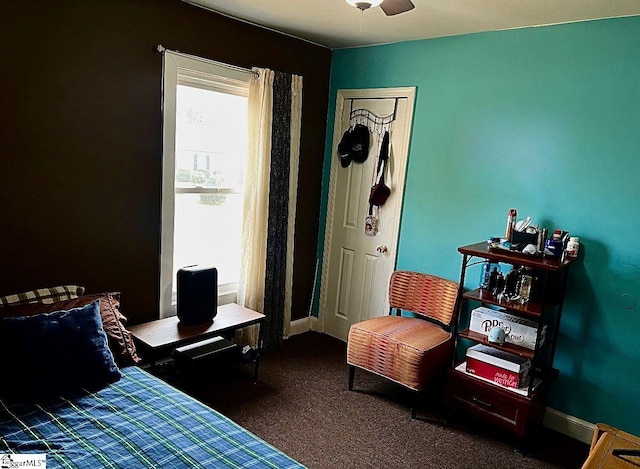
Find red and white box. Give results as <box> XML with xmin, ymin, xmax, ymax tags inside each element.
<box><xmin>469</xmin><ymin>306</ymin><xmax>545</xmax><ymax>350</ymax></box>
<box><xmin>465</xmin><ymin>344</ymin><xmax>531</xmax><ymax>389</ymax></box>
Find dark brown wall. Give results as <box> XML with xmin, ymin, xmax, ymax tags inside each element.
<box><xmin>0</xmin><ymin>0</ymin><xmax>331</xmax><ymax>324</ymax></box>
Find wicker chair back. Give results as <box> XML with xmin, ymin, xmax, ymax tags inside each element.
<box><xmin>388</xmin><ymin>270</ymin><xmax>459</xmax><ymax>327</ymax></box>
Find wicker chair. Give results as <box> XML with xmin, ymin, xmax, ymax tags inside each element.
<box><xmin>347</xmin><ymin>270</ymin><xmax>459</xmax><ymax>418</ymax></box>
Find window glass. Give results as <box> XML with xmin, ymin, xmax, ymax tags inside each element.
<box><xmin>173</xmin><ymin>83</ymin><xmax>248</xmax><ymax>290</ymax></box>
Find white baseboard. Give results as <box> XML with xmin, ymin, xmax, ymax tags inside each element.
<box><xmin>544</xmin><ymin>407</ymin><xmax>595</xmax><ymax>444</ymax></box>
<box><xmin>288</xmin><ymin>316</ymin><xmax>320</xmax><ymax>337</ymax></box>
<box><xmin>289</xmin><ymin>317</ymin><xmax>311</xmax><ymax>336</ymax></box>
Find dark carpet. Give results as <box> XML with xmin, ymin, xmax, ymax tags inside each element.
<box><xmin>171</xmin><ymin>331</ymin><xmax>589</xmax><ymax>469</ymax></box>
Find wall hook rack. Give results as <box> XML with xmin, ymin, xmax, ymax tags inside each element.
<box><xmin>346</xmin><ymin>97</ymin><xmax>399</xmax><ymax>135</ymax></box>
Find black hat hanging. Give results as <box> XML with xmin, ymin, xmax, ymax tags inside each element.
<box><xmin>337</xmin><ymin>124</ymin><xmax>370</xmax><ymax>168</ymax></box>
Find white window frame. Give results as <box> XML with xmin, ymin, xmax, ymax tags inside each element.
<box><xmin>160</xmin><ymin>51</ymin><xmax>251</xmax><ymax>318</ymax></box>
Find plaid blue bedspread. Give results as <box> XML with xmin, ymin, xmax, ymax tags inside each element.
<box><xmin>0</xmin><ymin>366</ymin><xmax>304</xmax><ymax>468</ymax></box>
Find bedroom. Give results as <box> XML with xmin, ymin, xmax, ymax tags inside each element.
<box><xmin>1</xmin><ymin>0</ymin><xmax>639</xmax><ymax>466</ymax></box>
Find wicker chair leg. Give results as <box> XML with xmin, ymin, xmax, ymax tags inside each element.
<box><xmin>411</xmin><ymin>391</ymin><xmax>420</xmax><ymax>420</ymax></box>
<box><xmin>411</xmin><ymin>390</ymin><xmax>420</xmax><ymax>419</ymax></box>
<box><xmin>348</xmin><ymin>366</ymin><xmax>355</xmax><ymax>391</ymax></box>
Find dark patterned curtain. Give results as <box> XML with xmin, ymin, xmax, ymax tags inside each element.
<box><xmin>239</xmin><ymin>68</ymin><xmax>301</xmax><ymax>352</ymax></box>
<box><xmin>263</xmin><ymin>72</ymin><xmax>293</xmax><ymax>351</ymax></box>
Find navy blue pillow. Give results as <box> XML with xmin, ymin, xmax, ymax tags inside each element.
<box><xmin>0</xmin><ymin>300</ymin><xmax>121</xmax><ymax>400</ymax></box>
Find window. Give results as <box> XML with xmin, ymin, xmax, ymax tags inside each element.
<box><xmin>160</xmin><ymin>52</ymin><xmax>251</xmax><ymax>318</ymax></box>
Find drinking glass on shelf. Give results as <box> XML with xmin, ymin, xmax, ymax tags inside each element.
<box><xmin>519</xmin><ymin>274</ymin><xmax>533</xmax><ymax>304</ymax></box>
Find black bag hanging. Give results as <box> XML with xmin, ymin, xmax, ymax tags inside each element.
<box><xmin>369</xmin><ymin>131</ymin><xmax>391</xmax><ymax>207</ymax></box>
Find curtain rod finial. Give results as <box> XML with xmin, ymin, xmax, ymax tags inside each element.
<box><xmin>153</xmin><ymin>44</ymin><xmax>165</xmax><ymax>54</ymax></box>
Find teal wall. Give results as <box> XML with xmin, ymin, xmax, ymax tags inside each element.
<box><xmin>317</xmin><ymin>16</ymin><xmax>640</xmax><ymax>434</ymax></box>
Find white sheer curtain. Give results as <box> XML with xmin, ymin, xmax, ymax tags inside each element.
<box><xmin>237</xmin><ymin>68</ymin><xmax>302</xmax><ymax>349</ymax></box>
<box><xmin>238</xmin><ymin>69</ymin><xmax>273</xmax><ymax>311</ymax></box>
<box><xmin>237</xmin><ymin>68</ymin><xmax>273</xmax><ymax>347</ymax></box>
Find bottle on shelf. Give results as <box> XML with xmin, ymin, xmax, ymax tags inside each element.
<box><xmin>505</xmin><ymin>208</ymin><xmax>517</xmax><ymax>242</ymax></box>
<box><xmin>488</xmin><ymin>267</ymin><xmax>500</xmax><ymax>292</ymax></box>
<box><xmin>480</xmin><ymin>262</ymin><xmax>501</xmax><ymax>289</ymax></box>
<box><xmin>504</xmin><ymin>268</ymin><xmax>519</xmax><ymax>297</ymax></box>
<box><xmin>518</xmin><ymin>273</ymin><xmax>534</xmax><ymax>304</ymax></box>
<box><xmin>566</xmin><ymin>237</ymin><xmax>580</xmax><ymax>258</ymax></box>
<box><xmin>537</xmin><ymin>228</ymin><xmax>548</xmax><ymax>252</ymax></box>
<box><xmin>494</xmin><ymin>272</ymin><xmax>505</xmax><ymax>296</ymax></box>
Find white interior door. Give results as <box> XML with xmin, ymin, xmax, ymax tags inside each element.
<box><xmin>320</xmin><ymin>88</ymin><xmax>416</xmax><ymax>341</ymax></box>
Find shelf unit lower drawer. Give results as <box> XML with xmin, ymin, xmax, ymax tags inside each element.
<box><xmin>444</xmin><ymin>369</ymin><xmax>545</xmax><ymax>437</ymax></box>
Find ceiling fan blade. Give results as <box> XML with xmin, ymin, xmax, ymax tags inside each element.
<box><xmin>380</xmin><ymin>0</ymin><xmax>415</xmax><ymax>16</ymax></box>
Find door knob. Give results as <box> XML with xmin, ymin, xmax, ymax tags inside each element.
<box><xmin>377</xmin><ymin>245</ymin><xmax>388</xmax><ymax>254</ymax></box>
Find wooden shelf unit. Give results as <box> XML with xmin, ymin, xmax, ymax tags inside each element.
<box><xmin>444</xmin><ymin>241</ymin><xmax>576</xmax><ymax>438</ymax></box>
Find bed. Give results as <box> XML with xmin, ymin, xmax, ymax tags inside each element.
<box><xmin>0</xmin><ymin>286</ymin><xmax>304</xmax><ymax>468</ymax></box>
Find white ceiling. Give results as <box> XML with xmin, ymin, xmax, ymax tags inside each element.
<box><xmin>183</xmin><ymin>0</ymin><xmax>640</xmax><ymax>49</ymax></box>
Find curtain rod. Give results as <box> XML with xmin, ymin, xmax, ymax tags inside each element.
<box><xmin>154</xmin><ymin>44</ymin><xmax>258</xmax><ymax>78</ymax></box>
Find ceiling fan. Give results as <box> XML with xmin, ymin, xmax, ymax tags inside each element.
<box><xmin>345</xmin><ymin>0</ymin><xmax>415</xmax><ymax>16</ymax></box>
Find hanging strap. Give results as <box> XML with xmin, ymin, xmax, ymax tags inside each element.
<box><xmin>375</xmin><ymin>131</ymin><xmax>390</xmax><ymax>184</ymax></box>
<box><xmin>369</xmin><ymin>131</ymin><xmax>391</xmax><ymax>214</ymax></box>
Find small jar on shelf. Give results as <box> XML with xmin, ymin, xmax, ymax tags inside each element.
<box><xmin>566</xmin><ymin>237</ymin><xmax>580</xmax><ymax>258</ymax></box>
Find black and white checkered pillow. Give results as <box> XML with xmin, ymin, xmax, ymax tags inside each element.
<box><xmin>0</xmin><ymin>285</ymin><xmax>86</xmax><ymax>307</ymax></box>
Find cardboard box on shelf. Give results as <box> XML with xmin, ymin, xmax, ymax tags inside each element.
<box><xmin>455</xmin><ymin>362</ymin><xmax>542</xmax><ymax>396</ymax></box>
<box><xmin>469</xmin><ymin>306</ymin><xmax>545</xmax><ymax>350</ymax></box>
<box><xmin>465</xmin><ymin>344</ymin><xmax>531</xmax><ymax>389</ymax></box>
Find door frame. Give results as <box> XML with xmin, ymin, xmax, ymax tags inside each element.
<box><xmin>318</xmin><ymin>87</ymin><xmax>416</xmax><ymax>335</ymax></box>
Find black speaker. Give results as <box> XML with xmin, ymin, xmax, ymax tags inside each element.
<box><xmin>177</xmin><ymin>265</ymin><xmax>218</xmax><ymax>326</ymax></box>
